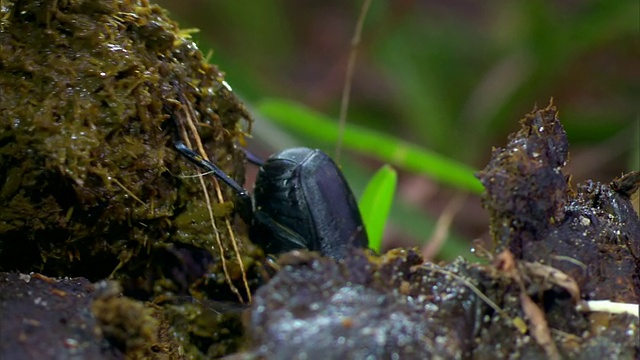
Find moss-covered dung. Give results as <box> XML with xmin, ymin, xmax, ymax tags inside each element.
<box><xmin>0</xmin><ymin>0</ymin><xmax>260</xmax><ymax>298</ymax></box>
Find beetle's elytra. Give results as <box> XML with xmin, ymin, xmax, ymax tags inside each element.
<box><xmin>252</xmin><ymin>148</ymin><xmax>368</xmax><ymax>259</ymax></box>
<box><xmin>172</xmin><ymin>126</ymin><xmax>368</xmax><ymax>260</ymax></box>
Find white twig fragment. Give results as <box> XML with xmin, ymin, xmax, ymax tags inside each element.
<box><xmin>577</xmin><ymin>300</ymin><xmax>640</xmax><ymax>317</ymax></box>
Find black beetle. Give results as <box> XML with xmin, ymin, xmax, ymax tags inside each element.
<box><xmin>173</xmin><ymin>138</ymin><xmax>368</xmax><ymax>260</ymax></box>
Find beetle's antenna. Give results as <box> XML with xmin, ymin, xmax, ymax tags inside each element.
<box><xmin>173</xmin><ymin>139</ymin><xmax>253</xmax><ymax>223</ymax></box>
<box><xmin>173</xmin><ymin>140</ymin><xmax>249</xmax><ymax>203</ymax></box>
<box><xmin>335</xmin><ymin>0</ymin><xmax>373</xmax><ymax>163</ymax></box>
<box><xmin>168</xmin><ymin>90</ymin><xmax>252</xmax><ymax>303</ymax></box>
<box><xmin>244</xmin><ymin>148</ymin><xmax>266</xmax><ymax>167</ymax></box>
<box><xmin>168</xmin><ymin>87</ymin><xmax>254</xmax><ymax>224</ymax></box>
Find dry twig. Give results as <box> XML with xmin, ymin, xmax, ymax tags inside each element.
<box><xmin>175</xmin><ymin>98</ymin><xmax>251</xmax><ymax>303</ymax></box>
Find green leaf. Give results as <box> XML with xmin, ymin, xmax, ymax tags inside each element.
<box><xmin>256</xmin><ymin>98</ymin><xmax>484</xmax><ymax>194</ymax></box>
<box><xmin>359</xmin><ymin>165</ymin><xmax>397</xmax><ymax>253</ymax></box>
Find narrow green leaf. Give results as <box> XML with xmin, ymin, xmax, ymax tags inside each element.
<box><xmin>359</xmin><ymin>165</ymin><xmax>397</xmax><ymax>253</ymax></box>
<box><xmin>256</xmin><ymin>98</ymin><xmax>484</xmax><ymax>194</ymax></box>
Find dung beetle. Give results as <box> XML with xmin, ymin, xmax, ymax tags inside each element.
<box><xmin>173</xmin><ymin>135</ymin><xmax>368</xmax><ymax>261</ymax></box>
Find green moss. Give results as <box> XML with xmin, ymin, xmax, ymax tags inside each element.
<box><xmin>0</xmin><ymin>0</ymin><xmax>258</xmax><ymax>300</ymax></box>
<box><xmin>0</xmin><ymin>1</ymin><xmax>269</xmax><ymax>356</ymax></box>
<box><xmin>161</xmin><ymin>299</ymin><xmax>246</xmax><ymax>358</ymax></box>
<box><xmin>92</xmin><ymin>281</ymin><xmax>160</xmax><ymax>358</ymax></box>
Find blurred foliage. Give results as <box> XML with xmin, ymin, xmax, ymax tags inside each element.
<box><xmin>359</xmin><ymin>164</ymin><xmax>397</xmax><ymax>253</ymax></box>
<box><xmin>154</xmin><ymin>0</ymin><xmax>638</xmax><ymax>259</ymax></box>
<box><xmin>258</xmin><ymin>99</ymin><xmax>484</xmax><ymax>193</ymax></box>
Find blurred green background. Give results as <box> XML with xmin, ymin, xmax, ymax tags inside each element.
<box><xmin>155</xmin><ymin>0</ymin><xmax>639</xmax><ymax>260</ymax></box>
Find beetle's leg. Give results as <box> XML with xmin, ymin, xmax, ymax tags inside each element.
<box><xmin>243</xmin><ymin>149</ymin><xmax>265</xmax><ymax>167</ymax></box>
<box><xmin>251</xmin><ymin>210</ymin><xmax>309</xmax><ymax>253</ymax></box>
<box><xmin>173</xmin><ymin>139</ymin><xmax>253</xmax><ymax>224</ymax></box>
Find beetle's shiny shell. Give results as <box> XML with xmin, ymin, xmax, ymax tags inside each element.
<box><xmin>252</xmin><ymin>148</ymin><xmax>368</xmax><ymax>259</ymax></box>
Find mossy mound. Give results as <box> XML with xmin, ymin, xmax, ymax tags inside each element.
<box><xmin>0</xmin><ymin>0</ymin><xmax>260</xmax><ymax>300</ymax></box>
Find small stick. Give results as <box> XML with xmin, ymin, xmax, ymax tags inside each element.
<box><xmin>335</xmin><ymin>0</ymin><xmax>373</xmax><ymax>163</ymax></box>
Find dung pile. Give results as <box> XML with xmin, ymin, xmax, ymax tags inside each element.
<box><xmin>1</xmin><ymin>1</ymin><xmax>638</xmax><ymax>359</ymax></box>
<box><xmin>1</xmin><ymin>1</ymin><xmax>262</xmax><ymax>357</ymax></box>
<box><xmin>241</xmin><ymin>103</ymin><xmax>639</xmax><ymax>359</ymax></box>
<box><xmin>0</xmin><ymin>0</ymin><xmax>262</xmax><ymax>299</ymax></box>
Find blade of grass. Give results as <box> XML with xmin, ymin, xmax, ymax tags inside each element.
<box><xmin>359</xmin><ymin>165</ymin><xmax>397</xmax><ymax>253</ymax></box>
<box><xmin>257</xmin><ymin>98</ymin><xmax>484</xmax><ymax>194</ymax></box>
<box><xmin>338</xmin><ymin>153</ymin><xmax>477</xmax><ymax>261</ymax></box>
